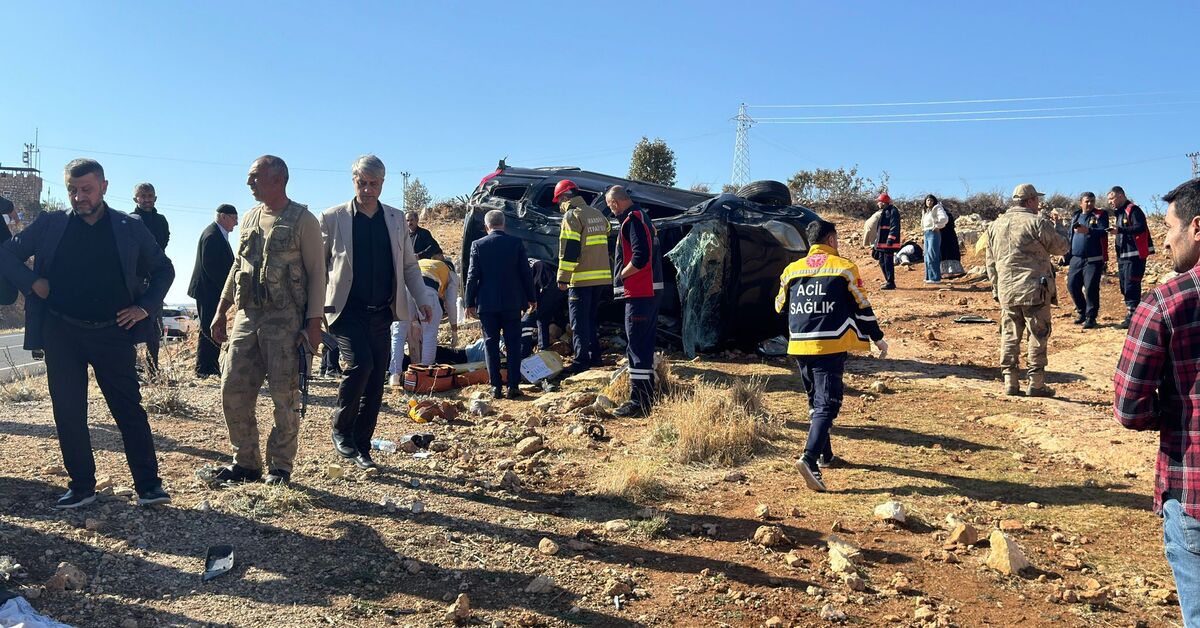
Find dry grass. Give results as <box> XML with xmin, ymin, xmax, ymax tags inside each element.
<box><xmin>595</xmin><ymin>457</ymin><xmax>669</xmax><ymax>502</ymax></box>
<box><xmin>142</xmin><ymin>339</ymin><xmax>197</xmax><ymax>417</ymax></box>
<box><xmin>650</xmin><ymin>376</ymin><xmax>777</xmax><ymax>466</ymax></box>
<box><xmin>0</xmin><ymin>348</ymin><xmax>45</xmax><ymax>403</ymax></box>
<box><xmin>602</xmin><ymin>352</ymin><xmax>680</xmax><ymax>401</ymax></box>
<box><xmin>222</xmin><ymin>484</ymin><xmax>316</xmax><ymax>519</ymax></box>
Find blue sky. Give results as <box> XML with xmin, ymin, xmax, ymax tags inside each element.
<box><xmin>2</xmin><ymin>1</ymin><xmax>1197</xmax><ymax>303</ymax></box>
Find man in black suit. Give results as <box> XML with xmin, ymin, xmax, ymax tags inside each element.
<box><xmin>132</xmin><ymin>183</ymin><xmax>170</xmax><ymax>377</ymax></box>
<box><xmin>465</xmin><ymin>210</ymin><xmax>535</xmax><ymax>399</ymax></box>
<box><xmin>406</xmin><ymin>210</ymin><xmax>444</xmax><ymax>260</ymax></box>
<box><xmin>187</xmin><ymin>204</ymin><xmax>238</xmax><ymax>377</ymax></box>
<box><xmin>0</xmin><ymin>159</ymin><xmax>175</xmax><ymax>509</ymax></box>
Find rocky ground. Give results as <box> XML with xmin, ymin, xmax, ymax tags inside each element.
<box><xmin>0</xmin><ymin>213</ymin><xmax>1182</xmax><ymax>627</ymax></box>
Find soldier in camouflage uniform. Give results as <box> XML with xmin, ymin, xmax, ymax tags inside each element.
<box><xmin>201</xmin><ymin>155</ymin><xmax>327</xmax><ymax>486</ymax></box>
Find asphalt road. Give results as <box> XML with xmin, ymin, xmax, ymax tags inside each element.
<box><xmin>0</xmin><ymin>331</ymin><xmax>42</xmax><ymax>382</ymax></box>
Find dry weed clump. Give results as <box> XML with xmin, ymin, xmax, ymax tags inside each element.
<box><xmin>595</xmin><ymin>458</ymin><xmax>669</xmax><ymax>502</ymax></box>
<box><xmin>224</xmin><ymin>484</ymin><xmax>315</xmax><ymax>519</ymax></box>
<box><xmin>0</xmin><ymin>348</ymin><xmax>46</xmax><ymax>403</ymax></box>
<box><xmin>651</xmin><ymin>376</ymin><xmax>776</xmax><ymax>466</ymax></box>
<box><xmin>142</xmin><ymin>340</ymin><xmax>197</xmax><ymax>417</ymax></box>
<box><xmin>602</xmin><ymin>353</ymin><xmax>679</xmax><ymax>401</ymax></box>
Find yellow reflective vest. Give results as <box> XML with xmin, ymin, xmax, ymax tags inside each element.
<box><xmin>557</xmin><ymin>197</ymin><xmax>612</xmax><ymax>287</ymax></box>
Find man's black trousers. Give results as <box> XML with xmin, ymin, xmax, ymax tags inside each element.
<box><xmin>329</xmin><ymin>307</ymin><xmax>392</xmax><ymax>454</ymax></box>
<box><xmin>195</xmin><ymin>296</ymin><xmax>221</xmax><ymax>376</ymax></box>
<box><xmin>43</xmin><ymin>314</ymin><xmax>162</xmax><ymax>494</ymax></box>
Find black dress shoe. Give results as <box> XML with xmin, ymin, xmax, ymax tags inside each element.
<box><xmin>1073</xmin><ymin>313</ymin><xmax>1087</xmax><ymax>324</ymax></box>
<box><xmin>507</xmin><ymin>388</ymin><xmax>525</xmax><ymax>399</ymax></box>
<box><xmin>491</xmin><ymin>387</ymin><xmax>504</xmax><ymax>400</ymax></box>
<box><xmin>54</xmin><ymin>488</ymin><xmax>97</xmax><ymax>510</ymax></box>
<box><xmin>331</xmin><ymin>432</ymin><xmax>358</xmax><ymax>458</ymax></box>
<box><xmin>1082</xmin><ymin>318</ymin><xmax>1098</xmax><ymax>329</ymax></box>
<box><xmin>353</xmin><ymin>453</ymin><xmax>377</xmax><ymax>470</ymax></box>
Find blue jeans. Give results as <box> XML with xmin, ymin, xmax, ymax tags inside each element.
<box><xmin>924</xmin><ymin>230</ymin><xmax>942</xmax><ymax>282</ymax></box>
<box><xmin>796</xmin><ymin>352</ymin><xmax>845</xmax><ymax>463</ymax></box>
<box><xmin>1163</xmin><ymin>498</ymin><xmax>1200</xmax><ymax>627</ymax></box>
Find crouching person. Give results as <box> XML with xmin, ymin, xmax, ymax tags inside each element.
<box><xmin>775</xmin><ymin>219</ymin><xmax>887</xmax><ymax>492</ymax></box>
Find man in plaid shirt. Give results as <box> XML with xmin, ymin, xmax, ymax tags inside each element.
<box><xmin>1114</xmin><ymin>177</ymin><xmax>1200</xmax><ymax>626</ymax></box>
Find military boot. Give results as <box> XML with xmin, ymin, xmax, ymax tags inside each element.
<box><xmin>1026</xmin><ymin>372</ymin><xmax>1055</xmax><ymax>398</ymax></box>
<box><xmin>1004</xmin><ymin>373</ymin><xmax>1022</xmax><ymax>396</ymax></box>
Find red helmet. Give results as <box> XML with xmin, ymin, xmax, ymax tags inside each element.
<box><xmin>553</xmin><ymin>179</ymin><xmax>578</xmax><ymax>203</ymax></box>
<box><xmin>877</xmin><ymin>192</ymin><xmax>892</xmax><ymax>204</ymax></box>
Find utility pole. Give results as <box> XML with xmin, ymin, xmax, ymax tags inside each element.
<box><xmin>400</xmin><ymin>171</ymin><xmax>412</xmax><ymax>210</ymax></box>
<box><xmin>1188</xmin><ymin>152</ymin><xmax>1200</xmax><ymax>178</ymax></box>
<box><xmin>730</xmin><ymin>103</ymin><xmax>754</xmax><ymax>189</ymax></box>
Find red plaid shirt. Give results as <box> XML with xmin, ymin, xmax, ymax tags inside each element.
<box><xmin>1114</xmin><ymin>264</ymin><xmax>1200</xmax><ymax>516</ymax></box>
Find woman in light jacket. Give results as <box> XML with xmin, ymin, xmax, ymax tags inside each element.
<box><xmin>921</xmin><ymin>194</ymin><xmax>949</xmax><ymax>284</ymax></box>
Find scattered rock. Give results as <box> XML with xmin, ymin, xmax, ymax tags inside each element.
<box><xmin>826</xmin><ymin>535</ymin><xmax>862</xmax><ymax>560</ymax></box>
<box><xmin>566</xmin><ymin>539</ymin><xmax>594</xmax><ymax>552</ymax></box>
<box><xmin>723</xmin><ymin>471</ymin><xmax>746</xmax><ymax>483</ymax></box>
<box><xmin>120</xmin><ymin>619</ymin><xmax>139</xmax><ymax>628</ymax></box>
<box><xmin>444</xmin><ymin>593</ymin><xmax>472</xmax><ymax>623</ymax></box>
<box><xmin>524</xmin><ymin>575</ymin><xmax>555</xmax><ymax>594</ymax></box>
<box><xmin>411</xmin><ymin>500</ymin><xmax>425</xmax><ymax>514</ymax></box>
<box><xmin>605</xmin><ymin>520</ymin><xmax>631</xmax><ymax>533</ymax></box>
<box><xmin>948</xmin><ymin>523</ymin><xmax>979</xmax><ymax>546</ymax></box>
<box><xmin>985</xmin><ymin>530</ymin><xmax>1031</xmax><ymax>575</ymax></box>
<box><xmin>84</xmin><ymin>518</ymin><xmax>103</xmax><ymax>532</ymax></box>
<box><xmin>914</xmin><ymin>605</ymin><xmax>936</xmax><ymax>621</ymax></box>
<box><xmin>469</xmin><ymin>399</ymin><xmax>495</xmax><ymax>417</ymax></box>
<box><xmin>828</xmin><ymin>549</ymin><xmax>857</xmax><ymax>575</ymax></box>
<box><xmin>842</xmin><ymin>573</ymin><xmax>865</xmax><ymax>592</ymax></box>
<box><xmin>869</xmin><ymin>380</ymin><xmax>890</xmax><ymax>394</ymax></box>
<box><xmin>999</xmin><ymin>519</ymin><xmax>1024</xmax><ymax>532</ymax></box>
<box><xmin>325</xmin><ymin>464</ymin><xmax>344</xmax><ymax>480</ymax></box>
<box><xmin>603</xmin><ymin>578</ymin><xmax>633</xmax><ymax>597</ymax></box>
<box><xmin>873</xmin><ymin>501</ymin><xmax>906</xmax><ymax>524</ymax></box>
<box><xmin>765</xmin><ymin>617</ymin><xmax>784</xmax><ymax>628</ymax></box>
<box><xmin>538</xmin><ymin>538</ymin><xmax>559</xmax><ymax>556</ymax></box>
<box><xmin>784</xmin><ymin>550</ymin><xmax>804</xmax><ymax>568</ymax></box>
<box><xmin>497</xmin><ymin>470</ymin><xmax>521</xmax><ymax>491</ymax></box>
<box><xmin>17</xmin><ymin>585</ymin><xmax>42</xmax><ymax>601</ymax></box>
<box><xmin>403</xmin><ymin>559</ymin><xmax>422</xmax><ymax>575</ymax></box>
<box><xmin>45</xmin><ymin>562</ymin><xmax>87</xmax><ymax>592</ymax></box>
<box><xmin>754</xmin><ymin>504</ymin><xmax>770</xmax><ymax>520</ymax></box>
<box><xmin>1059</xmin><ymin>551</ymin><xmax>1083</xmax><ymax>570</ymax></box>
<box><xmin>514</xmin><ymin>436</ymin><xmax>544</xmax><ymax>457</ymax></box>
<box><xmin>818</xmin><ymin>603</ymin><xmax>847</xmax><ymax>622</ymax></box>
<box><xmin>753</xmin><ymin>525</ymin><xmax>786</xmax><ymax>547</ymax></box>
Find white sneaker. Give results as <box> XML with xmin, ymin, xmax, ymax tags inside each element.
<box><xmin>389</xmin><ymin>374</ymin><xmax>402</xmax><ymax>387</ymax></box>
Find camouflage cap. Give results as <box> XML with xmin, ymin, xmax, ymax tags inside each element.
<box><xmin>1011</xmin><ymin>183</ymin><xmax>1045</xmax><ymax>202</ymax></box>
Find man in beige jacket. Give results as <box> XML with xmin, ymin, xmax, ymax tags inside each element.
<box><xmin>320</xmin><ymin>155</ymin><xmax>432</xmax><ymax>468</ymax></box>
<box><xmin>984</xmin><ymin>183</ymin><xmax>1070</xmax><ymax>397</ymax></box>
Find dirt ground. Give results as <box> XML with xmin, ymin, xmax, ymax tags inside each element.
<box><xmin>0</xmin><ymin>213</ymin><xmax>1182</xmax><ymax>627</ymax></box>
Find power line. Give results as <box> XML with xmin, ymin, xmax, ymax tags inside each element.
<box><xmin>754</xmin><ymin>100</ymin><xmax>1200</xmax><ymax>121</ymax></box>
<box><xmin>756</xmin><ymin>111</ymin><xmax>1183</xmax><ymax>125</ymax></box>
<box><xmin>747</xmin><ymin>90</ymin><xmax>1198</xmax><ymax>109</ymax></box>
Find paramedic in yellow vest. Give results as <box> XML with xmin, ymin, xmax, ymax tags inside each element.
<box><xmin>205</xmin><ymin>155</ymin><xmax>327</xmax><ymax>487</ymax></box>
<box><xmin>414</xmin><ymin>257</ymin><xmax>460</xmax><ymax>361</ymax></box>
<box><xmin>553</xmin><ymin>179</ymin><xmax>612</xmax><ymax>375</ymax></box>
<box><xmin>775</xmin><ymin>219</ymin><xmax>888</xmax><ymax>493</ymax></box>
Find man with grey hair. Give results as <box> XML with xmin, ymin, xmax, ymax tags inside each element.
<box><xmin>465</xmin><ymin>209</ymin><xmax>536</xmax><ymax>399</ymax></box>
<box><xmin>0</xmin><ymin>158</ymin><xmax>175</xmax><ymax>508</ymax></box>
<box><xmin>984</xmin><ymin>183</ymin><xmax>1069</xmax><ymax>397</ymax></box>
<box><xmin>132</xmin><ymin>182</ymin><xmax>170</xmax><ymax>378</ymax></box>
<box><xmin>319</xmin><ymin>155</ymin><xmax>431</xmax><ymax>469</ymax></box>
<box><xmin>204</xmin><ymin>155</ymin><xmax>326</xmax><ymax>487</ymax></box>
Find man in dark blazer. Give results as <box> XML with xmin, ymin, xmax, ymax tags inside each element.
<box><xmin>132</xmin><ymin>183</ymin><xmax>170</xmax><ymax>377</ymax></box>
<box><xmin>187</xmin><ymin>204</ymin><xmax>238</xmax><ymax>376</ymax></box>
<box><xmin>0</xmin><ymin>159</ymin><xmax>175</xmax><ymax>509</ymax></box>
<box><xmin>465</xmin><ymin>210</ymin><xmax>535</xmax><ymax>399</ymax></box>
